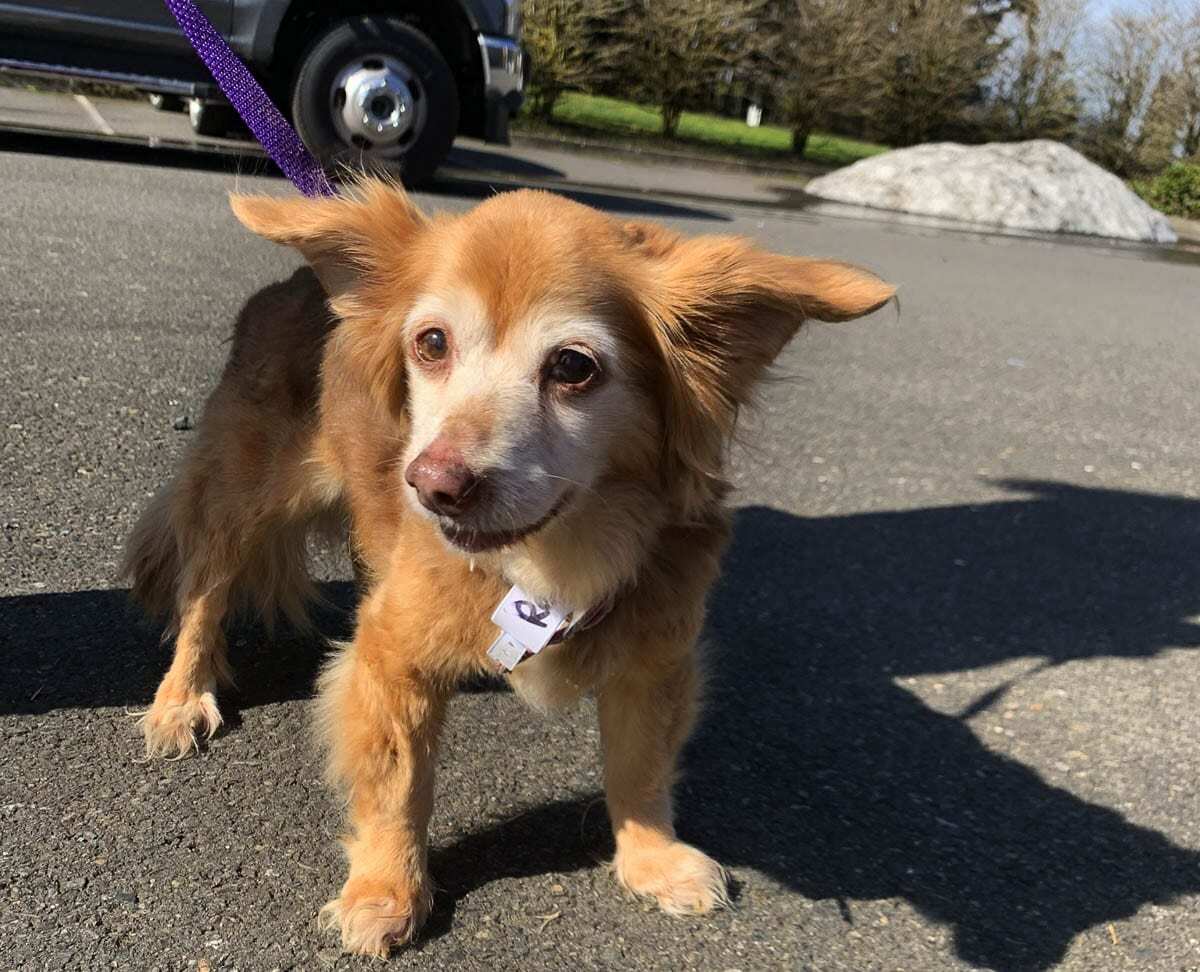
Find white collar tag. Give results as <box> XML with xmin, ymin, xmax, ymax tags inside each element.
<box><xmin>487</xmin><ymin>584</ymin><xmax>570</xmax><ymax>671</ymax></box>
<box><xmin>487</xmin><ymin>632</ymin><xmax>528</xmax><ymax>671</ymax></box>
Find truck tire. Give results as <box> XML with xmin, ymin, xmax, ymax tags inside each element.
<box><xmin>291</xmin><ymin>17</ymin><xmax>458</xmax><ymax>187</ymax></box>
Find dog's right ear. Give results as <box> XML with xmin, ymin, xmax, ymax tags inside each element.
<box><xmin>229</xmin><ymin>178</ymin><xmax>426</xmax><ymax>298</ymax></box>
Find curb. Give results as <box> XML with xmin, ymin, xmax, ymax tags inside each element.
<box><xmin>1168</xmin><ymin>216</ymin><xmax>1200</xmax><ymax>247</ymax></box>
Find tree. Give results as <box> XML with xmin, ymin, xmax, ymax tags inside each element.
<box><xmin>1180</xmin><ymin>34</ymin><xmax>1200</xmax><ymax>160</ymax></box>
<box><xmin>873</xmin><ymin>0</ymin><xmax>1003</xmax><ymax>145</ymax></box>
<box><xmin>1182</xmin><ymin>7</ymin><xmax>1200</xmax><ymax>160</ymax></box>
<box><xmin>987</xmin><ymin>0</ymin><xmax>1085</xmax><ymax>141</ymax></box>
<box><xmin>760</xmin><ymin>0</ymin><xmax>1032</xmax><ymax>152</ymax></box>
<box><xmin>1147</xmin><ymin>6</ymin><xmax>1200</xmax><ymax>163</ymax></box>
<box><xmin>607</xmin><ymin>0</ymin><xmax>761</xmax><ymax>137</ymax></box>
<box><xmin>868</xmin><ymin>0</ymin><xmax>1009</xmax><ymax>147</ymax></box>
<box><xmin>523</xmin><ymin>0</ymin><xmax>615</xmax><ymax>119</ymax></box>
<box><xmin>761</xmin><ymin>0</ymin><xmax>891</xmax><ymax>155</ymax></box>
<box><xmin>1139</xmin><ymin>68</ymin><xmax>1189</xmax><ymax>170</ymax></box>
<box><xmin>1079</xmin><ymin>7</ymin><xmax>1169</xmax><ymax>174</ymax></box>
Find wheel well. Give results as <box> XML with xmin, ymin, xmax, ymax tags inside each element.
<box><xmin>269</xmin><ymin>0</ymin><xmax>484</xmax><ymax>136</ymax></box>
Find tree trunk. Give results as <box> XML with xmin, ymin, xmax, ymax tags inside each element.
<box><xmin>1183</xmin><ymin>119</ymin><xmax>1200</xmax><ymax>160</ymax></box>
<box><xmin>662</xmin><ymin>104</ymin><xmax>682</xmax><ymax>138</ymax></box>
<box><xmin>534</xmin><ymin>89</ymin><xmax>560</xmax><ymax>121</ymax></box>
<box><xmin>791</xmin><ymin>127</ymin><xmax>811</xmax><ymax>156</ymax></box>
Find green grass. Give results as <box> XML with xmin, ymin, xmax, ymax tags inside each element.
<box><xmin>520</xmin><ymin>91</ymin><xmax>887</xmax><ymax>169</ymax></box>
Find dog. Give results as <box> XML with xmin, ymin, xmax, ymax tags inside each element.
<box><xmin>122</xmin><ymin>178</ymin><xmax>893</xmax><ymax>956</ymax></box>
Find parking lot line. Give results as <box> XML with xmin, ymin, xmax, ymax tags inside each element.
<box><xmin>72</xmin><ymin>93</ymin><xmax>115</xmax><ymax>136</ymax></box>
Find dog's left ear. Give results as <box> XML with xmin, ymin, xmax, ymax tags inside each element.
<box><xmin>229</xmin><ymin>179</ymin><xmax>426</xmax><ymax>298</ymax></box>
<box><xmin>626</xmin><ymin>223</ymin><xmax>894</xmax><ymax>508</ymax></box>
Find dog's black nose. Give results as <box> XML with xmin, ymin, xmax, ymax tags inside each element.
<box><xmin>405</xmin><ymin>444</ymin><xmax>480</xmax><ymax>517</ymax></box>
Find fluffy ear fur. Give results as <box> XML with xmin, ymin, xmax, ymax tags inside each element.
<box><xmin>231</xmin><ymin>179</ymin><xmax>428</xmax><ymax>417</ymax></box>
<box><xmin>626</xmin><ymin>221</ymin><xmax>894</xmax><ymax>514</ymax></box>
<box><xmin>229</xmin><ymin>179</ymin><xmax>427</xmax><ymax>299</ymax></box>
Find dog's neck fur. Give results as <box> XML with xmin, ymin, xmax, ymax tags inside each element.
<box><xmin>472</xmin><ymin>474</ymin><xmax>668</xmax><ymax>617</ymax></box>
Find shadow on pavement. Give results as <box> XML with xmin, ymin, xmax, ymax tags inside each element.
<box><xmin>687</xmin><ymin>480</ymin><xmax>1200</xmax><ymax>971</ymax></box>
<box><xmin>444</xmin><ymin>144</ymin><xmax>565</xmax><ymax>180</ymax></box>
<box><xmin>422</xmin><ymin>794</ymin><xmax>611</xmax><ymax>942</ymax></box>
<box><xmin>4</xmin><ymin>479</ymin><xmax>1200</xmax><ymax>970</ymax></box>
<box><xmin>421</xmin><ymin>479</ymin><xmax>1200</xmax><ymax>970</ymax></box>
<box><xmin>0</xmin><ymin>581</ymin><xmax>354</xmax><ymax>720</ymax></box>
<box><xmin>0</xmin><ymin>128</ymin><xmax>728</xmax><ymax>221</ymax></box>
<box><xmin>0</xmin><ymin>127</ymin><xmax>280</xmax><ymax>181</ymax></box>
<box><xmin>425</xmin><ymin>172</ymin><xmax>731</xmax><ymax>220</ymax></box>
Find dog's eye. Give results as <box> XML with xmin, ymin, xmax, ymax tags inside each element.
<box><xmin>548</xmin><ymin>348</ymin><xmax>598</xmax><ymax>388</ymax></box>
<box><xmin>415</xmin><ymin>328</ymin><xmax>448</xmax><ymax>362</ymax></box>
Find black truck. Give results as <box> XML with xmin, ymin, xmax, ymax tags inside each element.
<box><xmin>0</xmin><ymin>1</ymin><xmax>524</xmax><ymax>182</ymax></box>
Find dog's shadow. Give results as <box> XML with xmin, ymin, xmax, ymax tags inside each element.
<box><xmin>4</xmin><ymin>478</ymin><xmax>1200</xmax><ymax>971</ymax></box>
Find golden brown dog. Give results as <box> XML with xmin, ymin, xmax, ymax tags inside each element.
<box><xmin>123</xmin><ymin>178</ymin><xmax>892</xmax><ymax>956</ymax></box>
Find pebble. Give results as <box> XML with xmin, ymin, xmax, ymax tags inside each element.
<box><xmin>173</xmin><ymin>414</ymin><xmax>194</xmax><ymax>431</ymax></box>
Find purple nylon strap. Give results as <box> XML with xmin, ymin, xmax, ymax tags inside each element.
<box><xmin>163</xmin><ymin>0</ymin><xmax>336</xmax><ymax>198</ymax></box>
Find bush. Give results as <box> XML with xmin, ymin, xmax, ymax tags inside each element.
<box><xmin>1133</xmin><ymin>163</ymin><xmax>1200</xmax><ymax>220</ymax></box>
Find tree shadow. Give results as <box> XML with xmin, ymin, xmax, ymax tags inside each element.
<box><xmin>4</xmin><ymin>479</ymin><xmax>1200</xmax><ymax>970</ymax></box>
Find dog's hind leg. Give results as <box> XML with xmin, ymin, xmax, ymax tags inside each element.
<box><xmin>123</xmin><ymin>478</ymin><xmax>236</xmax><ymax>756</ymax></box>
<box><xmin>127</xmin><ymin>458</ymin><xmax>330</xmax><ymax>758</ymax></box>
<box><xmin>126</xmin><ymin>466</ymin><xmax>254</xmax><ymax>758</ymax></box>
<box><xmin>130</xmin><ymin>488</ymin><xmax>325</xmax><ymax>757</ymax></box>
<box><xmin>140</xmin><ymin>579</ymin><xmax>233</xmax><ymax>757</ymax></box>
<box><xmin>129</xmin><ymin>478</ymin><xmax>326</xmax><ymax>757</ymax></box>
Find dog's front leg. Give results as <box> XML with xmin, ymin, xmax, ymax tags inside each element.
<box><xmin>597</xmin><ymin>652</ymin><xmax>729</xmax><ymax>915</ymax></box>
<box><xmin>317</xmin><ymin>630</ymin><xmax>448</xmax><ymax>957</ymax></box>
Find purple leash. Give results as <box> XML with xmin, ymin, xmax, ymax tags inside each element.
<box><xmin>163</xmin><ymin>0</ymin><xmax>336</xmax><ymax>198</ymax></box>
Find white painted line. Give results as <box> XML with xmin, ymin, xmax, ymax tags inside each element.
<box><xmin>72</xmin><ymin>93</ymin><xmax>115</xmax><ymax>136</ymax></box>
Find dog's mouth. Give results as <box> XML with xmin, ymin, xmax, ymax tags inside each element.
<box><xmin>439</xmin><ymin>493</ymin><xmax>572</xmax><ymax>553</ymax></box>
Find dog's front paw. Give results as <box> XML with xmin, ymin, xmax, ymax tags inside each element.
<box><xmin>140</xmin><ymin>685</ymin><xmax>222</xmax><ymax>758</ymax></box>
<box><xmin>614</xmin><ymin>839</ymin><xmax>730</xmax><ymax>916</ymax></box>
<box><xmin>320</xmin><ymin>874</ymin><xmax>434</xmax><ymax>957</ymax></box>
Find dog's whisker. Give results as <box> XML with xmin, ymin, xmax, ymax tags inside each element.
<box><xmin>543</xmin><ymin>473</ymin><xmax>609</xmax><ymax>508</ymax></box>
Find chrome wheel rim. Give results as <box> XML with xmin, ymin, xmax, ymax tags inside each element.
<box><xmin>330</xmin><ymin>54</ymin><xmax>425</xmax><ymax>158</ymax></box>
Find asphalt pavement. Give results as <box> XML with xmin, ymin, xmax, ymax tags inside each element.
<box><xmin>3</xmin><ymin>95</ymin><xmax>1200</xmax><ymax>972</ymax></box>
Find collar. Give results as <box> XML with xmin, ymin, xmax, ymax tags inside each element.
<box><xmin>486</xmin><ymin>583</ymin><xmax>618</xmax><ymax>671</ymax></box>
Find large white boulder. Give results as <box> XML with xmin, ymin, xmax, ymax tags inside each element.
<box><xmin>805</xmin><ymin>139</ymin><xmax>1177</xmax><ymax>244</ymax></box>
